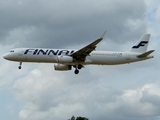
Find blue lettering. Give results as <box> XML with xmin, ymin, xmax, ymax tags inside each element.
<box><xmin>58</xmin><ymin>50</ymin><xmax>69</xmax><ymax>55</ymax></box>
<box><xmin>48</xmin><ymin>50</ymin><xmax>59</xmax><ymax>55</ymax></box>
<box><xmin>24</xmin><ymin>49</ymin><xmax>35</xmax><ymax>54</ymax></box>
<box><xmin>33</xmin><ymin>49</ymin><xmax>38</xmax><ymax>55</ymax></box>
<box><xmin>24</xmin><ymin>49</ymin><xmax>75</xmax><ymax>56</ymax></box>
<box><xmin>70</xmin><ymin>50</ymin><xmax>74</xmax><ymax>54</ymax></box>
<box><xmin>37</xmin><ymin>49</ymin><xmax>48</xmax><ymax>55</ymax></box>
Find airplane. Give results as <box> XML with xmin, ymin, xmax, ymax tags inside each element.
<box><xmin>3</xmin><ymin>31</ymin><xmax>154</xmax><ymax>74</ymax></box>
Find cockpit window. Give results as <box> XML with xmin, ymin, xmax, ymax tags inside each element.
<box><xmin>10</xmin><ymin>50</ymin><xmax>14</xmax><ymax>52</ymax></box>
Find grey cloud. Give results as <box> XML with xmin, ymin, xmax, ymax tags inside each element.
<box><xmin>11</xmin><ymin>63</ymin><xmax>160</xmax><ymax>120</ymax></box>
<box><xmin>0</xmin><ymin>0</ymin><xmax>147</xmax><ymax>48</ymax></box>
<box><xmin>1</xmin><ymin>0</ymin><xmax>159</xmax><ymax>120</ymax></box>
<box><xmin>140</xmin><ymin>89</ymin><xmax>160</xmax><ymax>107</ymax></box>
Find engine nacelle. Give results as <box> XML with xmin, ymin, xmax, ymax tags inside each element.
<box><xmin>54</xmin><ymin>64</ymin><xmax>72</xmax><ymax>71</ymax></box>
<box><xmin>57</xmin><ymin>56</ymin><xmax>73</xmax><ymax>63</ymax></box>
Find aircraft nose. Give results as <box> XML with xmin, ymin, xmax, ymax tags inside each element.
<box><xmin>3</xmin><ymin>53</ymin><xmax>9</xmax><ymax>60</ymax></box>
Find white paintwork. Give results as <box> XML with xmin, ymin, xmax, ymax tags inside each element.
<box><xmin>3</xmin><ymin>33</ymin><xmax>154</xmax><ymax>74</ymax></box>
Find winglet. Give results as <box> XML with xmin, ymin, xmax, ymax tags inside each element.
<box><xmin>70</xmin><ymin>31</ymin><xmax>106</xmax><ymax>61</ymax></box>
<box><xmin>100</xmin><ymin>31</ymin><xmax>107</xmax><ymax>39</ymax></box>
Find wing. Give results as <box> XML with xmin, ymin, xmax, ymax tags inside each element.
<box><xmin>71</xmin><ymin>31</ymin><xmax>106</xmax><ymax>62</ymax></box>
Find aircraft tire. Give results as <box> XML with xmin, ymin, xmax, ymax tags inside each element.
<box><xmin>77</xmin><ymin>64</ymin><xmax>82</xmax><ymax>69</ymax></box>
<box><xmin>74</xmin><ymin>69</ymin><xmax>79</xmax><ymax>74</ymax></box>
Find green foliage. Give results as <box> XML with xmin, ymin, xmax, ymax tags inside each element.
<box><xmin>68</xmin><ymin>116</ymin><xmax>89</xmax><ymax>120</ymax></box>
<box><xmin>71</xmin><ymin>116</ymin><xmax>75</xmax><ymax>120</ymax></box>
<box><xmin>76</xmin><ymin>116</ymin><xmax>89</xmax><ymax>120</ymax></box>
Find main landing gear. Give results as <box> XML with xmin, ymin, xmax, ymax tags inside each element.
<box><xmin>18</xmin><ymin>62</ymin><xmax>22</xmax><ymax>69</ymax></box>
<box><xmin>74</xmin><ymin>69</ymin><xmax>79</xmax><ymax>74</ymax></box>
<box><xmin>74</xmin><ymin>64</ymin><xmax>83</xmax><ymax>74</ymax></box>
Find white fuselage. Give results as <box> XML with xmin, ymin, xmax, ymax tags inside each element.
<box><xmin>3</xmin><ymin>33</ymin><xmax>154</xmax><ymax>74</ymax></box>
<box><xmin>3</xmin><ymin>48</ymin><xmax>153</xmax><ymax>65</ymax></box>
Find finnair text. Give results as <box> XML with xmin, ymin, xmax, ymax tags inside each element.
<box><xmin>24</xmin><ymin>49</ymin><xmax>75</xmax><ymax>56</ymax></box>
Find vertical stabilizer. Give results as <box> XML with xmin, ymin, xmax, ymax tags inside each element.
<box><xmin>130</xmin><ymin>34</ymin><xmax>150</xmax><ymax>53</ymax></box>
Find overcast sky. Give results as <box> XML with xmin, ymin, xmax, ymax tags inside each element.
<box><xmin>0</xmin><ymin>0</ymin><xmax>160</xmax><ymax>120</ymax></box>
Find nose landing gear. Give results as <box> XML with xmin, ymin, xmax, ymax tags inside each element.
<box><xmin>18</xmin><ymin>62</ymin><xmax>22</xmax><ymax>69</ymax></box>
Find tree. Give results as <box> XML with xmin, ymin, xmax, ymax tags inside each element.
<box><xmin>68</xmin><ymin>116</ymin><xmax>75</xmax><ymax>120</ymax></box>
<box><xmin>76</xmin><ymin>116</ymin><xmax>89</xmax><ymax>120</ymax></box>
<box><xmin>68</xmin><ymin>116</ymin><xmax>89</xmax><ymax>120</ymax></box>
<box><xmin>71</xmin><ymin>116</ymin><xmax>75</xmax><ymax>120</ymax></box>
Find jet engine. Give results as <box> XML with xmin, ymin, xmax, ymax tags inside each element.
<box><xmin>54</xmin><ymin>64</ymin><xmax>72</xmax><ymax>71</ymax></box>
<box><xmin>57</xmin><ymin>56</ymin><xmax>73</xmax><ymax>63</ymax></box>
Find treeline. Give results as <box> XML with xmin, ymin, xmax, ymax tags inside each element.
<box><xmin>68</xmin><ymin>116</ymin><xmax>89</xmax><ymax>120</ymax></box>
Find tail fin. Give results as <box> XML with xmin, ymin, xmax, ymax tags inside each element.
<box><xmin>130</xmin><ymin>34</ymin><xmax>151</xmax><ymax>53</ymax></box>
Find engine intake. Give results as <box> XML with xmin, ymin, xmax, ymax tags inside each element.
<box><xmin>54</xmin><ymin>64</ymin><xmax>72</xmax><ymax>71</ymax></box>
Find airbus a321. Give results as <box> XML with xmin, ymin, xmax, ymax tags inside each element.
<box><xmin>3</xmin><ymin>32</ymin><xmax>154</xmax><ymax>74</ymax></box>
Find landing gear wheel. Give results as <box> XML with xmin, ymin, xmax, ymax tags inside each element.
<box><xmin>18</xmin><ymin>62</ymin><xmax>22</xmax><ymax>69</ymax></box>
<box><xmin>77</xmin><ymin>64</ymin><xmax>82</xmax><ymax>69</ymax></box>
<box><xmin>74</xmin><ymin>69</ymin><xmax>79</xmax><ymax>74</ymax></box>
<box><xmin>18</xmin><ymin>66</ymin><xmax>21</xmax><ymax>69</ymax></box>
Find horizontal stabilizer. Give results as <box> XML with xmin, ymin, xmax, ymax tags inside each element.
<box><xmin>137</xmin><ymin>50</ymin><xmax>155</xmax><ymax>58</ymax></box>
